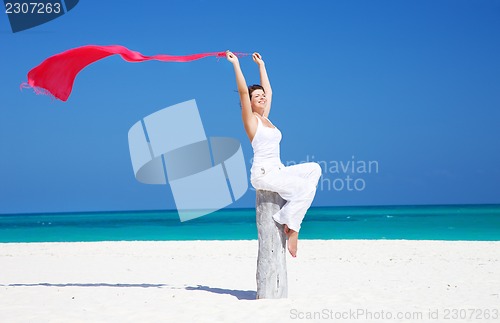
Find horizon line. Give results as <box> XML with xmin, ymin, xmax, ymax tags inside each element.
<box><xmin>1</xmin><ymin>203</ymin><xmax>500</xmax><ymax>217</ymax></box>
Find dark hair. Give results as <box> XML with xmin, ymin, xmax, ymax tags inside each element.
<box><xmin>248</xmin><ymin>84</ymin><xmax>265</xmax><ymax>100</ymax></box>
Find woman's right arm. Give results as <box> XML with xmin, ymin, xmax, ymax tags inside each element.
<box><xmin>226</xmin><ymin>51</ymin><xmax>257</xmax><ymax>141</ymax></box>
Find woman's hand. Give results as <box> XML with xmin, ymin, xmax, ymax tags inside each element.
<box><xmin>226</xmin><ymin>50</ymin><xmax>239</xmax><ymax>65</ymax></box>
<box><xmin>252</xmin><ymin>52</ymin><xmax>265</xmax><ymax>66</ymax></box>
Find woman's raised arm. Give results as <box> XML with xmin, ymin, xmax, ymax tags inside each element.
<box><xmin>226</xmin><ymin>51</ymin><xmax>257</xmax><ymax>141</ymax></box>
<box><xmin>253</xmin><ymin>53</ymin><xmax>272</xmax><ymax>118</ymax></box>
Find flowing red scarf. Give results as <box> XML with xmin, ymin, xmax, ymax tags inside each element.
<box><xmin>22</xmin><ymin>45</ymin><xmax>248</xmax><ymax>101</ymax></box>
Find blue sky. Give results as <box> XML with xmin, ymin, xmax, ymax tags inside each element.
<box><xmin>1</xmin><ymin>0</ymin><xmax>499</xmax><ymax>214</ymax></box>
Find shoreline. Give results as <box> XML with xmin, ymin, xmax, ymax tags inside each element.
<box><xmin>1</xmin><ymin>237</ymin><xmax>500</xmax><ymax>244</ymax></box>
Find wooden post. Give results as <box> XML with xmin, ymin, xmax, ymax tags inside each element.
<box><xmin>255</xmin><ymin>190</ymin><xmax>288</xmax><ymax>299</ymax></box>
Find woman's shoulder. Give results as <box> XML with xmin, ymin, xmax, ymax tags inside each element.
<box><xmin>252</xmin><ymin>112</ymin><xmax>262</xmax><ymax>121</ymax></box>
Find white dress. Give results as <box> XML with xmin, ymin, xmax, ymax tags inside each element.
<box><xmin>250</xmin><ymin>115</ymin><xmax>321</xmax><ymax>232</ymax></box>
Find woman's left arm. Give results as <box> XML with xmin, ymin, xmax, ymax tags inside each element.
<box><xmin>253</xmin><ymin>53</ymin><xmax>272</xmax><ymax>118</ymax></box>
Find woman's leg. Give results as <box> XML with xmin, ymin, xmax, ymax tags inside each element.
<box><xmin>252</xmin><ymin>162</ymin><xmax>322</xmax><ymax>257</ymax></box>
<box><xmin>272</xmin><ymin>162</ymin><xmax>322</xmax><ymax>232</ymax></box>
<box><xmin>253</xmin><ymin>162</ymin><xmax>321</xmax><ymax>231</ymax></box>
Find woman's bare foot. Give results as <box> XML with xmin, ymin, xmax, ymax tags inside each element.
<box><xmin>287</xmin><ymin>230</ymin><xmax>298</xmax><ymax>257</ymax></box>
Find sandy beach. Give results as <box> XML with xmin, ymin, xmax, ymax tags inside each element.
<box><xmin>1</xmin><ymin>240</ymin><xmax>499</xmax><ymax>322</ymax></box>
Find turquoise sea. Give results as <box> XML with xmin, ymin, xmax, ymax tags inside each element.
<box><xmin>1</xmin><ymin>205</ymin><xmax>499</xmax><ymax>243</ymax></box>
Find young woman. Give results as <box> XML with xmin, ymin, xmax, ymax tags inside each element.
<box><xmin>226</xmin><ymin>51</ymin><xmax>321</xmax><ymax>257</ymax></box>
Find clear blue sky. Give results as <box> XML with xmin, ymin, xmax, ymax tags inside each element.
<box><xmin>1</xmin><ymin>0</ymin><xmax>499</xmax><ymax>214</ymax></box>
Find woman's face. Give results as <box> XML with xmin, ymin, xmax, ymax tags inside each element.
<box><xmin>250</xmin><ymin>89</ymin><xmax>267</xmax><ymax>114</ymax></box>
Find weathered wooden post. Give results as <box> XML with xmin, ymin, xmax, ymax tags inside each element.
<box><xmin>256</xmin><ymin>190</ymin><xmax>288</xmax><ymax>299</ymax></box>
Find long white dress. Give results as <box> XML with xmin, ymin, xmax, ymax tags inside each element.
<box><xmin>250</xmin><ymin>115</ymin><xmax>321</xmax><ymax>232</ymax></box>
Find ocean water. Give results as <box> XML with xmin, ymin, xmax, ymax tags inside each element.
<box><xmin>0</xmin><ymin>205</ymin><xmax>499</xmax><ymax>243</ymax></box>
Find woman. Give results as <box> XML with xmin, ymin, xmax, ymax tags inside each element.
<box><xmin>226</xmin><ymin>51</ymin><xmax>321</xmax><ymax>257</ymax></box>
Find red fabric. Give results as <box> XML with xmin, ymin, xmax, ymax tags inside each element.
<box><xmin>22</xmin><ymin>45</ymin><xmax>247</xmax><ymax>101</ymax></box>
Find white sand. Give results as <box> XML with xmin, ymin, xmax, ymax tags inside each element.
<box><xmin>1</xmin><ymin>240</ymin><xmax>499</xmax><ymax>323</ymax></box>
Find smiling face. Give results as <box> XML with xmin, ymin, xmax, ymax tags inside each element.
<box><xmin>249</xmin><ymin>87</ymin><xmax>266</xmax><ymax>115</ymax></box>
